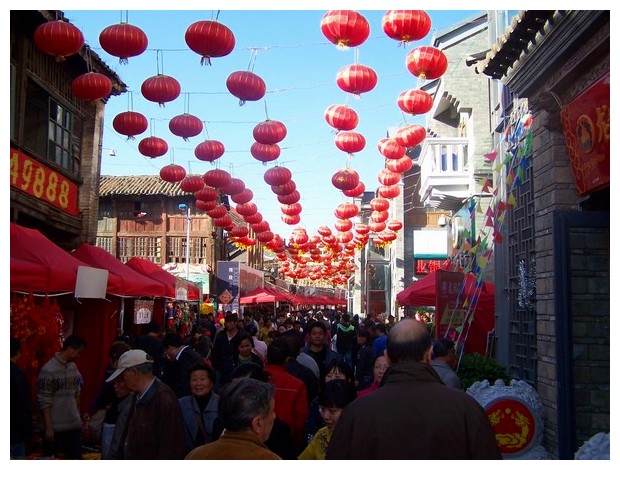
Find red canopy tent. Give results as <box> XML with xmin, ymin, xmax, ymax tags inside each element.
<box><xmin>71</xmin><ymin>244</ymin><xmax>167</xmax><ymax>297</ymax></box>
<box><xmin>10</xmin><ymin>223</ymin><xmax>123</xmax><ymax>294</ymax></box>
<box><xmin>396</xmin><ymin>269</ymin><xmax>495</xmax><ymax>355</ymax></box>
<box><xmin>125</xmin><ymin>257</ymin><xmax>200</xmax><ymax>301</ymax></box>
<box><xmin>240</xmin><ymin>286</ymin><xmax>291</xmax><ymax>304</ymax></box>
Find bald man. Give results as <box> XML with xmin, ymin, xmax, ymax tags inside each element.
<box><xmin>326</xmin><ymin>319</ymin><xmax>501</xmax><ymax>460</ymax></box>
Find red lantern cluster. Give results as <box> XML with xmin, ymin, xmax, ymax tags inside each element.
<box><xmin>99</xmin><ymin>22</ymin><xmax>148</xmax><ymax>64</ymax></box>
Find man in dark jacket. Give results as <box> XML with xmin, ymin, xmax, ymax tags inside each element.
<box><xmin>107</xmin><ymin>349</ymin><xmax>186</xmax><ymax>459</ymax></box>
<box><xmin>326</xmin><ymin>319</ymin><xmax>502</xmax><ymax>460</ymax></box>
<box><xmin>161</xmin><ymin>332</ymin><xmax>204</xmax><ymax>398</ymax></box>
<box><xmin>210</xmin><ymin>311</ymin><xmax>242</xmax><ymax>393</ymax></box>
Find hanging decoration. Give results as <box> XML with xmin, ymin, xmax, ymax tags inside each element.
<box><xmin>343</xmin><ymin>181</ymin><xmax>365</xmax><ymax>198</ymax></box>
<box><xmin>264</xmin><ymin>166</ymin><xmax>292</xmax><ymax>186</ymax></box>
<box><xmin>203</xmin><ymin>169</ymin><xmax>232</xmax><ymax>189</ymax></box>
<box><xmin>138</xmin><ymin>136</ymin><xmax>168</xmax><ymax>158</ymax></box>
<box><xmin>159</xmin><ymin>164</ymin><xmax>186</xmax><ymax>183</ymax></box>
<box><xmin>331</xmin><ymin>167</ymin><xmax>359</xmax><ymax>191</ymax></box>
<box><xmin>179</xmin><ymin>175</ymin><xmax>204</xmax><ymax>193</ymax></box>
<box><xmin>250</xmin><ymin>142</ymin><xmax>280</xmax><ymax>163</ymax></box>
<box><xmin>99</xmin><ymin>18</ymin><xmax>148</xmax><ymax>64</ymax></box>
<box><xmin>395</xmin><ymin>124</ymin><xmax>427</xmax><ymax>147</ymax></box>
<box><xmin>378</xmin><ymin>138</ymin><xmax>406</xmax><ymax>159</ymax></box>
<box><xmin>231</xmin><ymin>188</ymin><xmax>253</xmax><ymax>204</ymax></box>
<box><xmin>253</xmin><ymin>119</ymin><xmax>287</xmax><ymax>144</ymax></box>
<box><xmin>397</xmin><ymin>89</ymin><xmax>434</xmax><ymax>116</ymax></box>
<box><xmin>324</xmin><ymin>104</ymin><xmax>359</xmax><ymax>131</ymax></box>
<box><xmin>33</xmin><ymin>19</ymin><xmax>84</xmax><ymax>61</ymax></box>
<box><xmin>221</xmin><ymin>177</ymin><xmax>246</xmax><ymax>196</ymax></box>
<box><xmin>271</xmin><ymin>180</ymin><xmax>296</xmax><ymax>195</ymax></box>
<box><xmin>72</xmin><ymin>72</ymin><xmax>112</xmax><ymax>101</ymax></box>
<box><xmin>169</xmin><ymin>113</ymin><xmax>203</xmax><ymax>141</ymax></box>
<box><xmin>320</xmin><ymin>10</ymin><xmax>370</xmax><ymax>49</ymax></box>
<box><xmin>406</xmin><ymin>46</ymin><xmax>448</xmax><ymax>80</ymax></box>
<box><xmin>194</xmin><ymin>186</ymin><xmax>219</xmax><ymax>202</ymax></box>
<box><xmin>141</xmin><ymin>74</ymin><xmax>181</xmax><ymax>107</ymax></box>
<box><xmin>382</xmin><ymin>10</ymin><xmax>431</xmax><ymax>44</ymax></box>
<box><xmin>112</xmin><ymin>111</ymin><xmax>148</xmax><ymax>140</ymax></box>
<box><xmin>378</xmin><ymin>168</ymin><xmax>401</xmax><ymax>186</ymax></box>
<box><xmin>334</xmin><ymin>131</ymin><xmax>366</xmax><ymax>154</ymax></box>
<box><xmin>336</xmin><ymin>64</ymin><xmax>378</xmax><ymax>96</ymax></box>
<box><xmin>226</xmin><ymin>70</ymin><xmax>266</xmax><ymax>105</ymax></box>
<box><xmin>185</xmin><ymin>19</ymin><xmax>235</xmax><ymax>65</ymax></box>
<box><xmin>195</xmin><ymin>139</ymin><xmax>225</xmax><ymax>162</ymax></box>
<box><xmin>386</xmin><ymin>155</ymin><xmax>414</xmax><ymax>173</ymax></box>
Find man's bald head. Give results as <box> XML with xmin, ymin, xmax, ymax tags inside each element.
<box><xmin>386</xmin><ymin>319</ymin><xmax>432</xmax><ymax>364</ymax></box>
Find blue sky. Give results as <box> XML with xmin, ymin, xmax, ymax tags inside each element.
<box><xmin>64</xmin><ymin>9</ymin><xmax>480</xmax><ymax>240</ymax></box>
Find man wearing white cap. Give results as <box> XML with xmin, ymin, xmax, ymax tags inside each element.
<box><xmin>106</xmin><ymin>349</ymin><xmax>187</xmax><ymax>459</ymax></box>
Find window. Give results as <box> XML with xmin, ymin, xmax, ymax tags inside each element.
<box><xmin>119</xmin><ymin>237</ymin><xmax>161</xmax><ymax>263</ymax></box>
<box><xmin>22</xmin><ymin>77</ymin><xmax>81</xmax><ymax>175</ymax></box>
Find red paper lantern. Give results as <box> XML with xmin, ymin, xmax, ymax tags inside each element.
<box><xmin>337</xmin><ymin>231</ymin><xmax>354</xmax><ymax>243</ymax></box>
<box><xmin>277</xmin><ymin>190</ymin><xmax>301</xmax><ymax>205</ymax></box>
<box><xmin>370</xmin><ymin>198</ymin><xmax>390</xmax><ymax>211</ymax></box>
<box><xmin>99</xmin><ymin>22</ymin><xmax>148</xmax><ymax>63</ymax></box>
<box><xmin>179</xmin><ymin>175</ymin><xmax>204</xmax><ymax>193</ymax></box>
<box><xmin>221</xmin><ymin>177</ymin><xmax>246</xmax><ymax>196</ymax></box>
<box><xmin>378</xmin><ymin>184</ymin><xmax>401</xmax><ymax>199</ymax></box>
<box><xmin>141</xmin><ymin>74</ymin><xmax>181</xmax><ymax>106</ymax></box>
<box><xmin>379</xmin><ymin>231</ymin><xmax>397</xmax><ymax>242</ymax></box>
<box><xmin>382</xmin><ymin>10</ymin><xmax>431</xmax><ymax>43</ymax></box>
<box><xmin>334</xmin><ymin>202</ymin><xmax>359</xmax><ymax>219</ymax></box>
<box><xmin>71</xmin><ymin>72</ymin><xmax>112</xmax><ymax>101</ymax></box>
<box><xmin>386</xmin><ymin>155</ymin><xmax>414</xmax><ymax>174</ymax></box>
<box><xmin>250</xmin><ymin>142</ymin><xmax>280</xmax><ymax>162</ymax></box>
<box><xmin>207</xmin><ymin>205</ymin><xmax>228</xmax><ymax>219</ymax></box>
<box><xmin>195</xmin><ymin>140</ymin><xmax>225</xmax><ymax>162</ymax></box>
<box><xmin>387</xmin><ymin>220</ymin><xmax>403</xmax><ymax>232</ymax></box>
<box><xmin>395</xmin><ymin>124</ymin><xmax>427</xmax><ymax>147</ymax></box>
<box><xmin>369</xmin><ymin>221</ymin><xmax>387</xmax><ymax>233</ymax></box>
<box><xmin>406</xmin><ymin>46</ymin><xmax>448</xmax><ymax>80</ymax></box>
<box><xmin>138</xmin><ymin>136</ymin><xmax>168</xmax><ymax>158</ymax></box>
<box><xmin>203</xmin><ymin>169</ymin><xmax>232</xmax><ymax>189</ymax></box>
<box><xmin>321</xmin><ymin>10</ymin><xmax>370</xmax><ymax>48</ymax></box>
<box><xmin>281</xmin><ymin>203</ymin><xmax>302</xmax><ymax>216</ymax></box>
<box><xmin>226</xmin><ymin>71</ymin><xmax>266</xmax><ymax>105</ymax></box>
<box><xmin>378</xmin><ymin>138</ymin><xmax>406</xmax><ymax>159</ymax></box>
<box><xmin>334</xmin><ymin>219</ymin><xmax>353</xmax><ymax>232</ymax></box>
<box><xmin>194</xmin><ymin>186</ymin><xmax>219</xmax><ymax>202</ymax></box>
<box><xmin>256</xmin><ymin>231</ymin><xmax>275</xmax><ymax>243</ymax></box>
<box><xmin>343</xmin><ymin>181</ymin><xmax>365</xmax><ymax>198</ymax></box>
<box><xmin>332</xmin><ymin>167</ymin><xmax>359</xmax><ymax>191</ymax></box>
<box><xmin>112</xmin><ymin>111</ymin><xmax>148</xmax><ymax>139</ymax></box>
<box><xmin>336</xmin><ymin>64</ymin><xmax>378</xmax><ymax>96</ymax></box>
<box><xmin>212</xmin><ymin>215</ymin><xmax>233</xmax><ymax>228</ymax></box>
<box><xmin>335</xmin><ymin>131</ymin><xmax>366</xmax><ymax>154</ymax></box>
<box><xmin>355</xmin><ymin>224</ymin><xmax>370</xmax><ymax>235</ymax></box>
<box><xmin>244</xmin><ymin>212</ymin><xmax>263</xmax><ymax>224</ymax></box>
<box><xmin>397</xmin><ymin>89</ymin><xmax>434</xmax><ymax>116</ymax></box>
<box><xmin>253</xmin><ymin>120</ymin><xmax>287</xmax><ymax>144</ymax></box>
<box><xmin>231</xmin><ymin>225</ymin><xmax>249</xmax><ymax>238</ymax></box>
<box><xmin>196</xmin><ymin>199</ymin><xmax>219</xmax><ymax>212</ymax></box>
<box><xmin>231</xmin><ymin>188</ymin><xmax>253</xmax><ymax>204</ymax></box>
<box><xmin>271</xmin><ymin>180</ymin><xmax>296</xmax><ymax>196</ymax></box>
<box><xmin>169</xmin><ymin>114</ymin><xmax>203</xmax><ymax>141</ymax></box>
<box><xmin>264</xmin><ymin>166</ymin><xmax>292</xmax><ymax>186</ymax></box>
<box><xmin>251</xmin><ymin>221</ymin><xmax>270</xmax><ymax>233</ymax></box>
<box><xmin>318</xmin><ymin>226</ymin><xmax>332</xmax><ymax>237</ymax></box>
<box><xmin>324</xmin><ymin>105</ymin><xmax>359</xmax><ymax>131</ymax></box>
<box><xmin>159</xmin><ymin>164</ymin><xmax>186</xmax><ymax>183</ymax></box>
<box><xmin>34</xmin><ymin>20</ymin><xmax>84</xmax><ymax>60</ymax></box>
<box><xmin>185</xmin><ymin>20</ymin><xmax>235</xmax><ymax>65</ymax></box>
<box><xmin>236</xmin><ymin>202</ymin><xmax>257</xmax><ymax>216</ymax></box>
<box><xmin>378</xmin><ymin>168</ymin><xmax>402</xmax><ymax>186</ymax></box>
<box><xmin>371</xmin><ymin>210</ymin><xmax>389</xmax><ymax>223</ymax></box>
<box><xmin>281</xmin><ymin>214</ymin><xmax>301</xmax><ymax>225</ymax></box>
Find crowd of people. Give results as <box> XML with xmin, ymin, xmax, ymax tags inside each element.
<box><xmin>10</xmin><ymin>308</ymin><xmax>501</xmax><ymax>460</ymax></box>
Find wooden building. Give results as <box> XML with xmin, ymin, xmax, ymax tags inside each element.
<box><xmin>10</xmin><ymin>10</ymin><xmax>125</xmax><ymax>248</ymax></box>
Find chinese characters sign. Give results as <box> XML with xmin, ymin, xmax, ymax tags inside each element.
<box><xmin>415</xmin><ymin>258</ymin><xmax>445</xmax><ymax>275</ymax></box>
<box><xmin>134</xmin><ymin>300</ymin><xmax>154</xmax><ymax>325</ymax></box>
<box><xmin>560</xmin><ymin>72</ymin><xmax>610</xmax><ymax>195</ymax></box>
<box><xmin>217</xmin><ymin>261</ymin><xmax>240</xmax><ymax>313</ymax></box>
<box><xmin>10</xmin><ymin>148</ymin><xmax>79</xmax><ymax>215</ymax></box>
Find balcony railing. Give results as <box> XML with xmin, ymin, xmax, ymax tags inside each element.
<box><xmin>417</xmin><ymin>137</ymin><xmax>473</xmax><ymax>209</ymax></box>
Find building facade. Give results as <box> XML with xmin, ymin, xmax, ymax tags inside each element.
<box><xmin>10</xmin><ymin>10</ymin><xmax>125</xmax><ymax>248</ymax></box>
<box><xmin>475</xmin><ymin>10</ymin><xmax>610</xmax><ymax>458</ymax></box>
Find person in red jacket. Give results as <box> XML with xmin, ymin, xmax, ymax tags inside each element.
<box><xmin>264</xmin><ymin>337</ymin><xmax>308</xmax><ymax>456</ymax></box>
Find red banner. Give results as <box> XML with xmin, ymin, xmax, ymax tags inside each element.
<box><xmin>560</xmin><ymin>72</ymin><xmax>610</xmax><ymax>195</ymax></box>
<box><xmin>9</xmin><ymin>148</ymin><xmax>79</xmax><ymax>215</ymax></box>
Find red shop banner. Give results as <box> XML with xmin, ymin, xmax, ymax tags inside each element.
<box><xmin>560</xmin><ymin>72</ymin><xmax>610</xmax><ymax>195</ymax></box>
<box><xmin>10</xmin><ymin>148</ymin><xmax>80</xmax><ymax>215</ymax></box>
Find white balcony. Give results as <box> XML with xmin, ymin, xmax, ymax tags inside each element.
<box><xmin>417</xmin><ymin>137</ymin><xmax>473</xmax><ymax>210</ymax></box>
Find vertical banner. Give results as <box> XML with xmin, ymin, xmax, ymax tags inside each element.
<box><xmin>217</xmin><ymin>261</ymin><xmax>240</xmax><ymax>313</ymax></box>
<box><xmin>435</xmin><ymin>270</ymin><xmax>466</xmax><ymax>341</ymax></box>
<box><xmin>134</xmin><ymin>300</ymin><xmax>154</xmax><ymax>325</ymax></box>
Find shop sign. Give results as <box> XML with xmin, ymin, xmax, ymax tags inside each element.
<box><xmin>134</xmin><ymin>300</ymin><xmax>154</xmax><ymax>325</ymax></box>
<box><xmin>560</xmin><ymin>72</ymin><xmax>610</xmax><ymax>195</ymax></box>
<box><xmin>414</xmin><ymin>258</ymin><xmax>445</xmax><ymax>275</ymax></box>
<box><xmin>10</xmin><ymin>148</ymin><xmax>79</xmax><ymax>215</ymax></box>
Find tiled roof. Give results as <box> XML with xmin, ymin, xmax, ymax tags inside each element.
<box><xmin>475</xmin><ymin>10</ymin><xmax>560</xmax><ymax>79</ymax></box>
<box><xmin>99</xmin><ymin>175</ymin><xmax>188</xmax><ymax>197</ymax></box>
